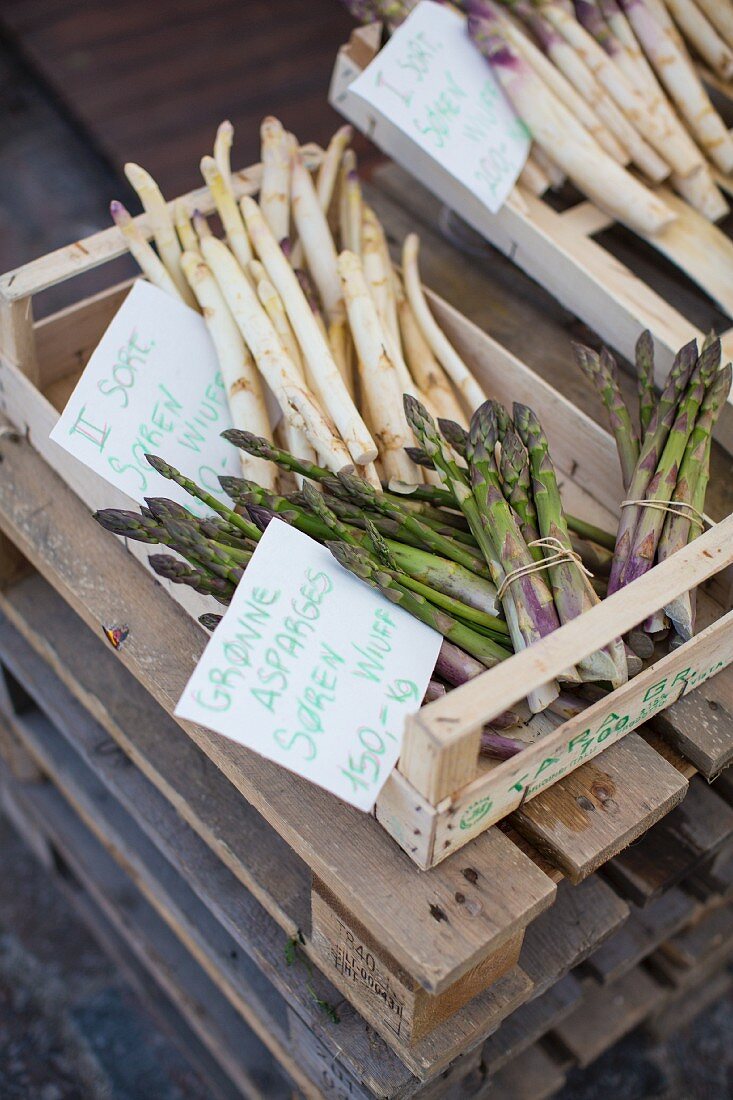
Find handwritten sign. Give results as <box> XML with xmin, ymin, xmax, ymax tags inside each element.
<box><xmin>175</xmin><ymin>521</ymin><xmax>442</xmax><ymax>810</ymax></box>
<box><xmin>348</xmin><ymin>1</ymin><xmax>529</xmax><ymax>213</ymax></box>
<box><xmin>49</xmin><ymin>281</ymin><xmax>244</xmax><ymax>516</ymax></box>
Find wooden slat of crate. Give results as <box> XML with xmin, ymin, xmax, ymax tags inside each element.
<box><xmin>604</xmin><ymin>778</ymin><xmax>733</xmax><ymax>905</ymax></box>
<box><xmin>550</xmin><ymin>967</ymin><xmax>665</xmax><ymax>1069</ymax></box>
<box><xmin>510</xmin><ymin>734</ymin><xmax>688</xmax><ymax>882</ymax></box>
<box><xmin>582</xmin><ymin>889</ymin><xmax>699</xmax><ymax>986</ymax></box>
<box><xmin>481</xmin><ymin>974</ymin><xmax>582</xmax><ymax>1076</ymax></box>
<box><xmin>686</xmin><ymin>847</ymin><xmax>733</xmax><ymax>900</ymax></box>
<box><xmin>482</xmin><ymin>1043</ymin><xmax>565</xmax><ymax>1100</ymax></box>
<box><xmin>517</xmin><ymin>878</ymin><xmax>630</xmax><ymax>999</ymax></box>
<box><xmin>0</xmin><ymin>431</ymin><xmax>556</xmax><ymax>999</ymax></box>
<box><xmin>4</xmin><ymin>770</ymin><xmax>297</xmax><ymax>1100</ymax></box>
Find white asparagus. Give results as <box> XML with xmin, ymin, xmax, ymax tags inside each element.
<box><xmin>468</xmin><ymin>15</ymin><xmax>676</xmax><ymax>234</ymax></box>
<box><xmin>259</xmin><ymin>116</ymin><xmax>291</xmax><ymax>248</ymax></box>
<box><xmin>290</xmin><ymin>152</ymin><xmax>354</xmax><ymax>396</ymax></box>
<box><xmin>338</xmin><ymin>251</ymin><xmax>420</xmax><ymax>482</ymax></box>
<box><xmin>255</xmin><ymin>278</ymin><xmax>317</xmax><ymax>479</ymax></box>
<box><xmin>402</xmin><ymin>234</ymin><xmax>486</xmax><ymax>412</ymax></box>
<box><xmin>180</xmin><ymin>251</ymin><xmax>276</xmax><ymax>489</ymax></box>
<box><xmin>520</xmin><ymin>6</ymin><xmax>669</xmax><ymax>176</ymax></box>
<box><xmin>620</xmin><ymin>0</ymin><xmax>733</xmax><ymax>173</ymax></box>
<box><xmin>596</xmin><ymin>0</ymin><xmax>706</xmax><ymax>183</ymax></box>
<box><xmin>530</xmin><ymin>145</ymin><xmax>567</xmax><ymax>189</ymax></box>
<box><xmin>316</xmin><ymin>124</ymin><xmax>353</xmax><ymax>214</ymax></box>
<box><xmin>200</xmin><ymin>155</ymin><xmax>253</xmax><ymax>269</ymax></box>
<box><xmin>214</xmin><ymin>119</ymin><xmax>234</xmax><ymax>193</ymax></box>
<box><xmin>110</xmin><ymin>201</ymin><xmax>184</xmax><ymax>301</ymax></box>
<box><xmin>124</xmin><ymin>163</ymin><xmax>197</xmax><ymax>306</ymax></box>
<box><xmin>663</xmin><ymin>0</ymin><xmax>733</xmax><ymax>79</ymax></box>
<box><xmin>695</xmin><ymin>0</ymin><xmax>733</xmax><ymax>51</ymax></box>
<box><xmin>397</xmin><ymin>287</ymin><xmax>468</xmax><ymax>427</ymax></box>
<box><xmin>241</xmin><ymin>195</ymin><xmax>377</xmax><ymax>464</ymax></box>
<box><xmin>201</xmin><ymin>236</ymin><xmax>351</xmax><ymax>471</ymax></box>
<box><xmin>500</xmin><ymin>5</ymin><xmax>628</xmax><ymax>161</ymax></box>
<box><xmin>192</xmin><ymin>209</ymin><xmax>213</xmax><ymax>240</ymax></box>
<box><xmin>173</xmin><ymin>199</ymin><xmax>200</xmax><ymax>255</ymax></box>
<box><xmin>672</xmin><ymin>164</ymin><xmax>729</xmax><ymax>221</ymax></box>
<box><xmin>368</xmin><ymin>205</ymin><xmax>402</xmax><ymax>349</ymax></box>
<box><xmin>340</xmin><ymin>149</ymin><xmax>362</xmax><ymax>255</ymax></box>
<box><xmin>544</xmin><ymin>3</ymin><xmax>690</xmax><ymax>177</ymax></box>
<box><xmin>518</xmin><ymin>153</ymin><xmax>552</xmax><ymax>195</ymax></box>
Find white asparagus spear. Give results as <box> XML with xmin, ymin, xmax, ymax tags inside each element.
<box><xmin>518</xmin><ymin>153</ymin><xmax>553</xmax><ymax>195</ymax></box>
<box><xmin>596</xmin><ymin>0</ymin><xmax>706</xmax><ymax>185</ymax></box>
<box><xmin>180</xmin><ymin>251</ymin><xmax>276</xmax><ymax>490</ymax></box>
<box><xmin>200</xmin><ymin>155</ymin><xmax>253</xmax><ymax>269</ymax></box>
<box><xmin>672</xmin><ymin>164</ymin><xmax>729</xmax><ymax>221</ymax></box>
<box><xmin>214</xmin><ymin>119</ymin><xmax>234</xmax><ymax>193</ymax></box>
<box><xmin>338</xmin><ymin>251</ymin><xmax>421</xmax><ymax>483</ymax></box>
<box><xmin>543</xmin><ymin>3</ymin><xmax>691</xmax><ymax>177</ymax></box>
<box><xmin>694</xmin><ymin>0</ymin><xmax>733</xmax><ymax>51</ymax></box>
<box><xmin>663</xmin><ymin>0</ymin><xmax>733</xmax><ymax>79</ymax></box>
<box><xmin>619</xmin><ymin>0</ymin><xmax>733</xmax><ymax>173</ymax></box>
<box><xmin>173</xmin><ymin>199</ymin><xmax>200</xmax><ymax>255</ymax></box>
<box><xmin>255</xmin><ymin>277</ymin><xmax>317</xmax><ymax>479</ymax></box>
<box><xmin>468</xmin><ymin>14</ymin><xmax>676</xmax><ymax>234</ymax></box>
<box><xmin>201</xmin><ymin>236</ymin><xmax>351</xmax><ymax>472</ymax></box>
<box><xmin>110</xmin><ymin>201</ymin><xmax>184</xmax><ymax>301</ymax></box>
<box><xmin>340</xmin><ymin>150</ymin><xmax>362</xmax><ymax>255</ymax></box>
<box><xmin>256</xmin><ymin>277</ymin><xmax>305</xmax><ymax>378</ymax></box>
<box><xmin>530</xmin><ymin>145</ymin><xmax>567</xmax><ymax>189</ymax></box>
<box><xmin>290</xmin><ymin>152</ymin><xmax>354</xmax><ymax>395</ymax></box>
<box><xmin>396</xmin><ymin>284</ymin><xmax>468</xmax><ymax>427</ymax></box>
<box><xmin>241</xmin><ymin>195</ymin><xmax>377</xmax><ymax>465</ymax></box>
<box><xmin>402</xmin><ymin>234</ymin><xmax>486</xmax><ymax>413</ymax></box>
<box><xmin>518</xmin><ymin>5</ymin><xmax>669</xmax><ymax>176</ymax></box>
<box><xmin>259</xmin><ymin>116</ymin><xmax>291</xmax><ymax>249</ymax></box>
<box><xmin>366</xmin><ymin>206</ymin><xmax>402</xmax><ymax>349</ymax></box>
<box><xmin>316</xmin><ymin>124</ymin><xmax>353</xmax><ymax>214</ymax></box>
<box><xmin>500</xmin><ymin>5</ymin><xmax>628</xmax><ymax>161</ymax></box>
<box><xmin>192</xmin><ymin>210</ymin><xmax>213</xmax><ymax>240</ymax></box>
<box><xmin>124</xmin><ymin>163</ymin><xmax>197</xmax><ymax>307</ymax></box>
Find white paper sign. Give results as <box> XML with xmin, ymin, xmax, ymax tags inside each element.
<box><xmin>348</xmin><ymin>2</ymin><xmax>529</xmax><ymax>213</ymax></box>
<box><xmin>49</xmin><ymin>281</ymin><xmax>244</xmax><ymax>516</ymax></box>
<box><xmin>175</xmin><ymin>521</ymin><xmax>442</xmax><ymax>810</ymax></box>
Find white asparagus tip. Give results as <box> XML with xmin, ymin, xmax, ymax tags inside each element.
<box><xmin>261</xmin><ymin>115</ymin><xmax>285</xmax><ymax>136</ymax></box>
<box><xmin>110</xmin><ymin>199</ymin><xmax>132</xmax><ymax>227</ymax></box>
<box><xmin>123</xmin><ymin>161</ymin><xmax>156</xmax><ymax>189</ymax></box>
<box><xmin>217</xmin><ymin>119</ymin><xmax>233</xmax><ymax>139</ymax></box>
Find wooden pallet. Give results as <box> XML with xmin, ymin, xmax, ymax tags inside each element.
<box><xmin>331</xmin><ymin>24</ymin><xmax>733</xmax><ymax>452</ymax></box>
<box><xmin>1</xmin><ymin>584</ymin><xmax>731</xmax><ymax>1099</ymax></box>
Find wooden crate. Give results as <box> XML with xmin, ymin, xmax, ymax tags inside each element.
<box><xmin>330</xmin><ymin>24</ymin><xmax>733</xmax><ymax>452</ymax></box>
<box><xmin>0</xmin><ymin>158</ymin><xmax>730</xmax><ymax>875</ymax></box>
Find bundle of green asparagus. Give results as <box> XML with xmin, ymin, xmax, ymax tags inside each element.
<box><xmin>574</xmin><ymin>330</ymin><xmax>731</xmax><ymax>644</ymax></box>
<box><xmin>342</xmin><ymin>1</ymin><xmax>733</xmax><ymax>234</ymax></box>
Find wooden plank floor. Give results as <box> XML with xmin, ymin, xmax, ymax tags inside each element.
<box><xmin>0</xmin><ymin>0</ymin><xmax>375</xmax><ymax>195</ymax></box>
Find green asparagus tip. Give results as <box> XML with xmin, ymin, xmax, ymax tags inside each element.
<box><xmin>246</xmin><ymin>504</ymin><xmax>277</xmax><ymax>532</ymax></box>
<box><xmin>327</xmin><ymin>540</ymin><xmax>377</xmax><ymax>582</ymax></box>
<box><xmin>336</xmin><ymin>468</ymin><xmax>376</xmax><ymax>504</ymax></box>
<box><xmin>437</xmin><ymin>418</ymin><xmax>468</xmax><ymax>455</ymax></box>
<box><xmin>221</xmin><ymin>429</ymin><xmax>270</xmax><ymax>457</ymax></box>
<box><xmin>145</xmin><ymin>497</ymin><xmax>189</xmax><ymax>521</ymax></box>
<box><xmin>218</xmin><ymin>475</ymin><xmax>260</xmax><ymax>498</ymax></box>
<box><xmin>199</xmin><ymin>613</ymin><xmax>223</xmax><ymax>631</ymax></box>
